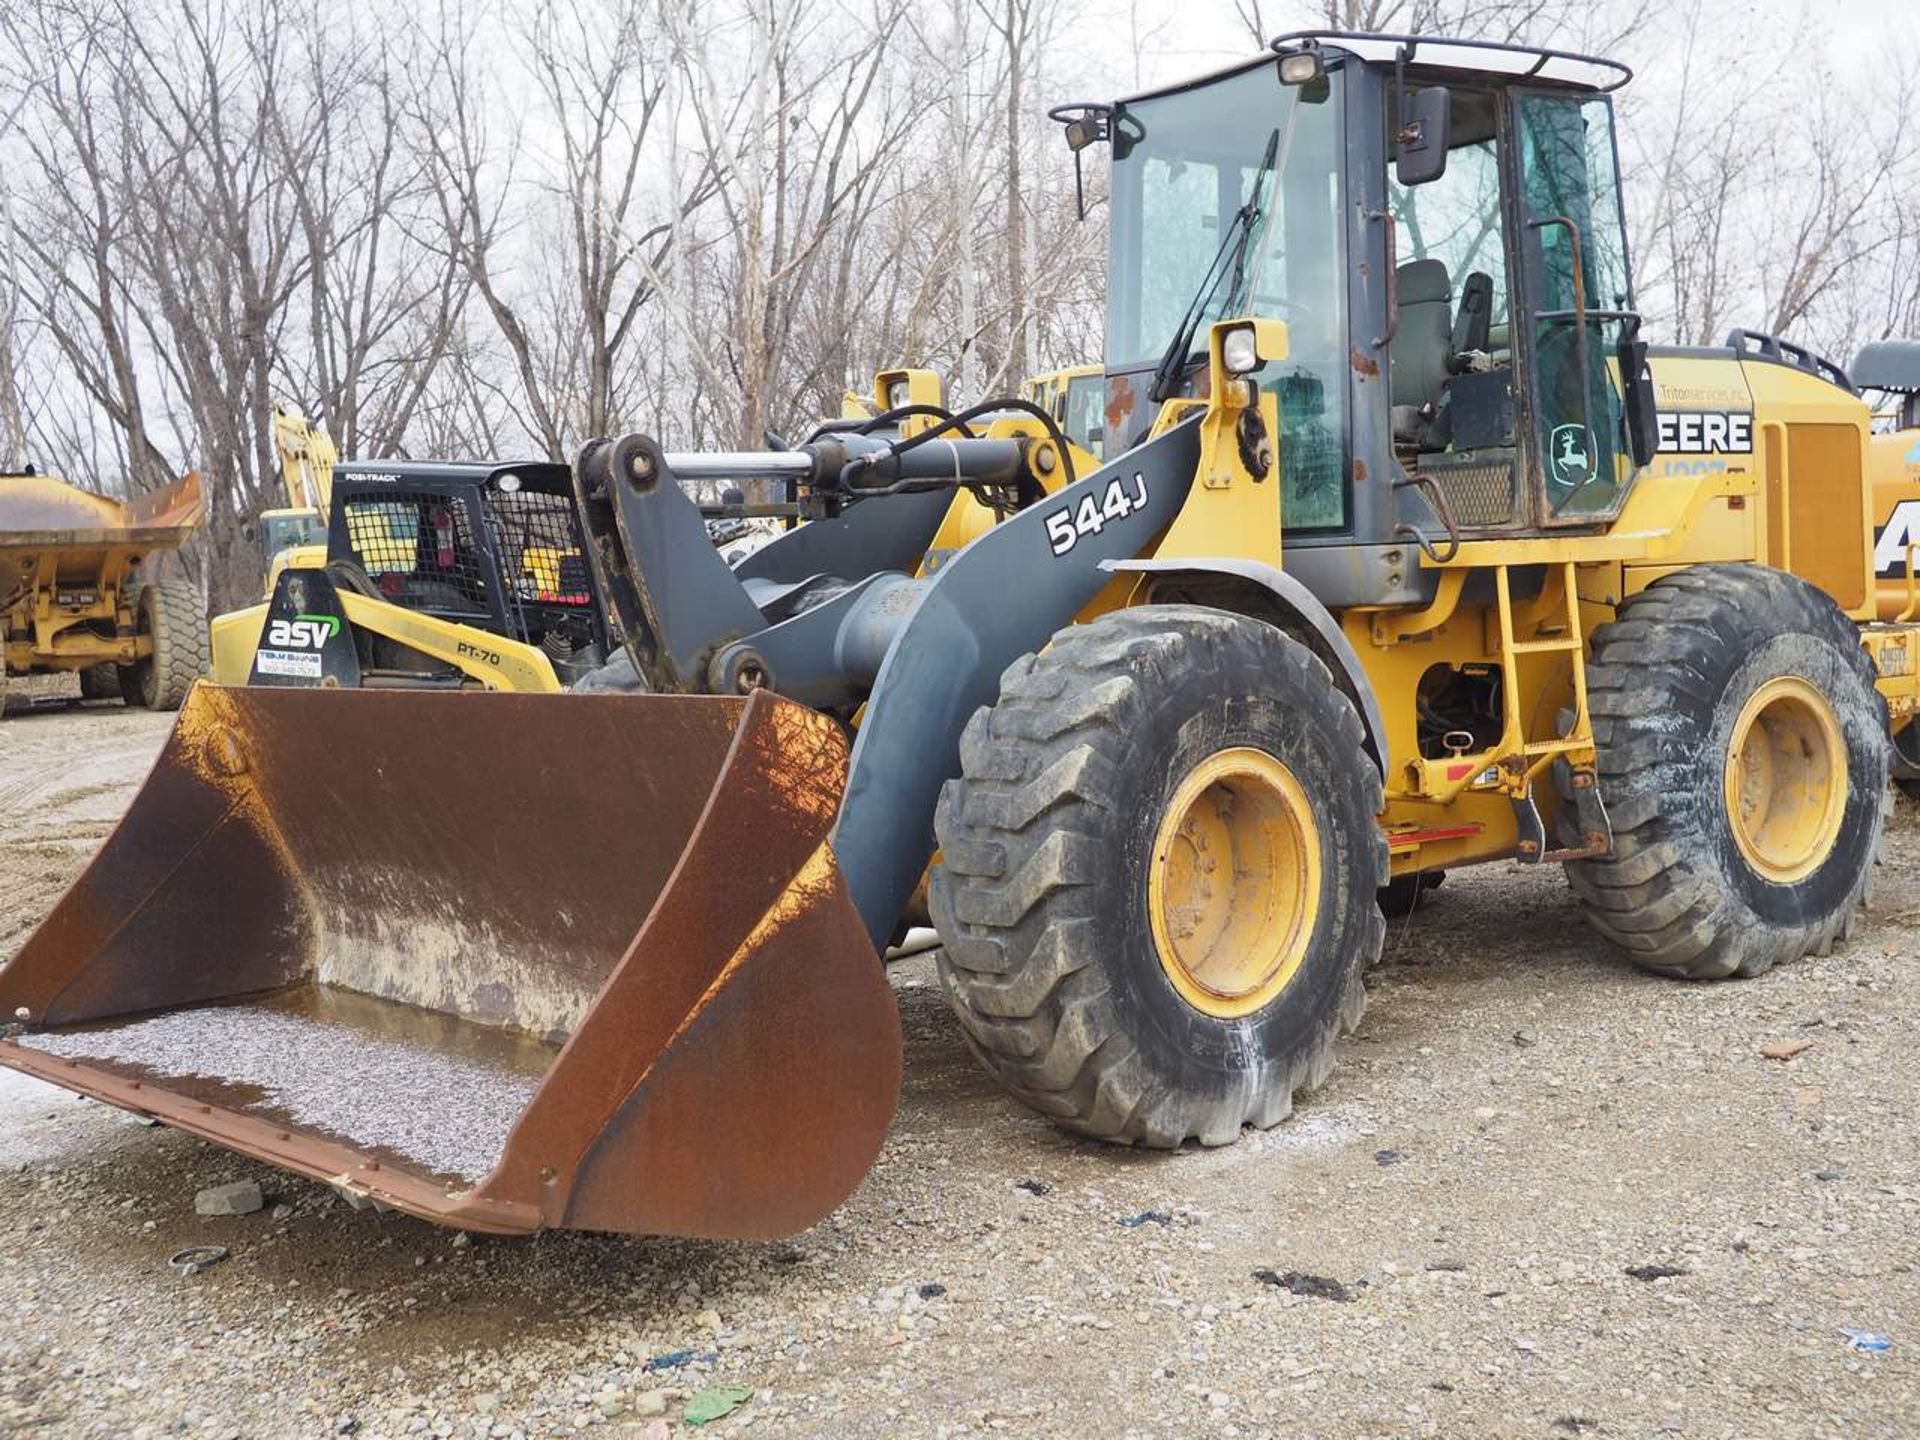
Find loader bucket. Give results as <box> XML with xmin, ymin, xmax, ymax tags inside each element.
<box><xmin>0</xmin><ymin>685</ymin><xmax>901</xmax><ymax>1239</ymax></box>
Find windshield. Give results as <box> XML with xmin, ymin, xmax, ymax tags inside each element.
<box><xmin>262</xmin><ymin>510</ymin><xmax>326</xmax><ymax>556</ymax></box>
<box><xmin>1063</xmin><ymin>373</ymin><xmax>1107</xmax><ymax>459</ymax></box>
<box><xmin>1108</xmin><ymin>63</ymin><xmax>1349</xmax><ymax>529</ymax></box>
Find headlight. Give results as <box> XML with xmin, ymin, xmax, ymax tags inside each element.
<box><xmin>1277</xmin><ymin>49</ymin><xmax>1323</xmax><ymax>86</ymax></box>
<box><xmin>887</xmin><ymin>379</ymin><xmax>913</xmax><ymax>410</ymax></box>
<box><xmin>495</xmin><ymin>473</ymin><xmax>522</xmax><ymax>493</ymax></box>
<box><xmin>1221</xmin><ymin>325</ymin><xmax>1260</xmax><ymax>376</ymax></box>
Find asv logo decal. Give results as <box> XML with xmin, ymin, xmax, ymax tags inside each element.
<box><xmin>1874</xmin><ymin>499</ymin><xmax>1920</xmax><ymax>578</ymax></box>
<box><xmin>1044</xmin><ymin>473</ymin><xmax>1149</xmax><ymax>557</ymax></box>
<box><xmin>266</xmin><ymin>613</ymin><xmax>341</xmax><ymax>649</ymax></box>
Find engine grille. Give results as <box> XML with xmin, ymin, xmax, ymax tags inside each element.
<box><xmin>1422</xmin><ymin>457</ymin><xmax>1520</xmax><ymax>529</ymax></box>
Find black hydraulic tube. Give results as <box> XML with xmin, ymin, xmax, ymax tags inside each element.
<box><xmin>842</xmin><ymin>436</ymin><xmax>1030</xmax><ymax>494</ymax></box>
<box><xmin>838</xmin><ymin>397</ymin><xmax>1078</xmax><ymax>494</ymax></box>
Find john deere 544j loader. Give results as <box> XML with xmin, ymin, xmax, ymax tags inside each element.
<box><xmin>5</xmin><ymin>32</ymin><xmax>1918</xmax><ymax>1240</ymax></box>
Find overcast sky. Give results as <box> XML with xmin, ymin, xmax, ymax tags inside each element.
<box><xmin>1054</xmin><ymin>0</ymin><xmax>1907</xmax><ymax>99</ymax></box>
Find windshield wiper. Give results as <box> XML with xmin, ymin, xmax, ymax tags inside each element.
<box><xmin>1147</xmin><ymin>127</ymin><xmax>1281</xmax><ymax>405</ymax></box>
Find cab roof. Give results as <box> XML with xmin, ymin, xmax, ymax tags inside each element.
<box><xmin>1118</xmin><ymin>29</ymin><xmax>1631</xmax><ymax>107</ymax></box>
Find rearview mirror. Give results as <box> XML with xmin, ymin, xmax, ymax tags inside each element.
<box><xmin>1619</xmin><ymin>330</ymin><xmax>1659</xmax><ymax>468</ymax></box>
<box><xmin>1395</xmin><ymin>86</ymin><xmax>1451</xmax><ymax>187</ymax></box>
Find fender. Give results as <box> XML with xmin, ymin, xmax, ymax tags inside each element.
<box><xmin>1100</xmin><ymin>556</ymin><xmax>1387</xmax><ymax>778</ymax></box>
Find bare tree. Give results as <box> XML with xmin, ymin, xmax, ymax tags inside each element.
<box><xmin>658</xmin><ymin>0</ymin><xmax>913</xmax><ymax>448</ymax></box>
<box><xmin>413</xmin><ymin>0</ymin><xmax>724</xmax><ymax>458</ymax></box>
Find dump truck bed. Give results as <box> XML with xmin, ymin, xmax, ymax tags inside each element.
<box><xmin>0</xmin><ymin>470</ymin><xmax>204</xmax><ymax>555</ymax></box>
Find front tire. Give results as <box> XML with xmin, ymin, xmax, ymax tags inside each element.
<box><xmin>1567</xmin><ymin>565</ymin><xmax>1888</xmax><ymax>979</ymax></box>
<box><xmin>929</xmin><ymin>607</ymin><xmax>1387</xmax><ymax>1148</ymax></box>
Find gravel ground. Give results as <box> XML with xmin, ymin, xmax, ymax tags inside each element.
<box><xmin>1</xmin><ymin>701</ymin><xmax>1916</xmax><ymax>1440</ymax></box>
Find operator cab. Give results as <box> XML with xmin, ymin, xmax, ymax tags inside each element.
<box><xmin>1061</xmin><ymin>31</ymin><xmax>1658</xmax><ymax>606</ymax></box>
<box><xmin>326</xmin><ymin>462</ymin><xmax>610</xmax><ymax>675</ymax></box>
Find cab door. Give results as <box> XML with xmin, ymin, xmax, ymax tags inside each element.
<box><xmin>1511</xmin><ymin>89</ymin><xmax>1644</xmax><ymax>523</ymax></box>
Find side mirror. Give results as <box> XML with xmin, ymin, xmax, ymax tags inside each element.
<box><xmin>1394</xmin><ymin>86</ymin><xmax>1451</xmax><ymax>187</ymax></box>
<box><xmin>1619</xmin><ymin>331</ymin><xmax>1659</xmax><ymax>468</ymax></box>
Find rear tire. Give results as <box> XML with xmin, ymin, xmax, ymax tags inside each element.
<box><xmin>1567</xmin><ymin>565</ymin><xmax>1887</xmax><ymax>979</ymax></box>
<box><xmin>79</xmin><ymin>664</ymin><xmax>121</xmax><ymax>702</ymax></box>
<box><xmin>117</xmin><ymin>582</ymin><xmax>207</xmax><ymax>711</ymax></box>
<box><xmin>929</xmin><ymin>606</ymin><xmax>1387</xmax><ymax>1148</ymax></box>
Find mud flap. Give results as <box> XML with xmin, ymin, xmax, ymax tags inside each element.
<box><xmin>0</xmin><ymin>686</ymin><xmax>900</xmax><ymax>1239</ymax></box>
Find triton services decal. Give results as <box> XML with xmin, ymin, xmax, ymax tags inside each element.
<box><xmin>1656</xmin><ymin>410</ymin><xmax>1753</xmax><ymax>455</ymax></box>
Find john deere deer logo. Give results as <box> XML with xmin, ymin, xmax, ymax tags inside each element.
<box><xmin>1550</xmin><ymin>424</ymin><xmax>1594</xmax><ymax>489</ymax></box>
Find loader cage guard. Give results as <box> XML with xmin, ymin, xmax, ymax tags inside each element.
<box><xmin>327</xmin><ymin>463</ymin><xmax>608</xmax><ymax>656</ymax></box>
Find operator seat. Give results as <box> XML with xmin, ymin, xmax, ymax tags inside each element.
<box><xmin>1453</xmin><ymin>271</ymin><xmax>1494</xmax><ymax>358</ymax></box>
<box><xmin>1390</xmin><ymin>258</ymin><xmax>1453</xmax><ymax>446</ymax></box>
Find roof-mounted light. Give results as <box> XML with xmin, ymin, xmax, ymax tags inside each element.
<box><xmin>1276</xmin><ymin>46</ymin><xmax>1323</xmax><ymax>85</ymax></box>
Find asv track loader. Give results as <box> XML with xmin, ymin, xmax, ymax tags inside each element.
<box><xmin>5</xmin><ymin>31</ymin><xmax>1918</xmax><ymax>1241</ymax></box>
<box><xmin>212</xmin><ymin>460</ymin><xmax>611</xmax><ymax>692</ymax></box>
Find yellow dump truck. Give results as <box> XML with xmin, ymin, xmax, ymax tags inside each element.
<box><xmin>0</xmin><ymin>468</ymin><xmax>207</xmax><ymax>711</ymax></box>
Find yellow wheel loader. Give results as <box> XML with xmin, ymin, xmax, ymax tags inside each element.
<box><xmin>1859</xmin><ymin>342</ymin><xmax>1920</xmax><ymax>796</ymax></box>
<box><xmin>0</xmin><ymin>467</ymin><xmax>207</xmax><ymax>712</ymax></box>
<box><xmin>6</xmin><ymin>31</ymin><xmax>1920</xmax><ymax>1240</ymax></box>
<box><xmin>1025</xmin><ymin>362</ymin><xmax>1110</xmax><ymax>460</ymax></box>
<box><xmin>213</xmin><ymin>460</ymin><xmax>612</xmax><ymax>692</ymax></box>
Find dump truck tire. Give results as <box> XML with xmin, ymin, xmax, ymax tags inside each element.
<box><xmin>930</xmin><ymin>606</ymin><xmax>1387</xmax><ymax>1148</ymax></box>
<box><xmin>118</xmin><ymin>581</ymin><xmax>207</xmax><ymax>711</ymax></box>
<box><xmin>1566</xmin><ymin>564</ymin><xmax>1888</xmax><ymax>980</ymax></box>
<box><xmin>78</xmin><ymin>665</ymin><xmax>121</xmax><ymax>702</ymax></box>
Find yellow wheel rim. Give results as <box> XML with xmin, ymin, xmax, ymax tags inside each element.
<box><xmin>1725</xmin><ymin>676</ymin><xmax>1847</xmax><ymax>884</ymax></box>
<box><xmin>1148</xmin><ymin>747</ymin><xmax>1321</xmax><ymax>1019</ymax></box>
